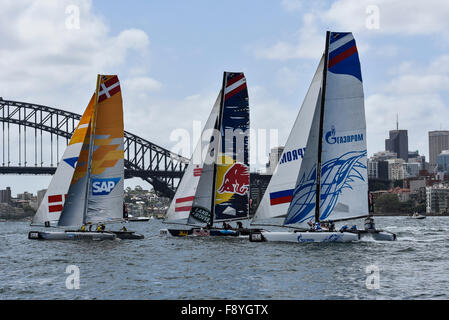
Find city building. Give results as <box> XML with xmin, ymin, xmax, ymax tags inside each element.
<box><xmin>437</xmin><ymin>150</ymin><xmax>449</xmax><ymax>174</ymax></box>
<box><xmin>429</xmin><ymin>131</ymin><xmax>449</xmax><ymax>167</ymax></box>
<box><xmin>408</xmin><ymin>151</ymin><xmax>426</xmax><ymax>170</ymax></box>
<box><xmin>0</xmin><ymin>187</ymin><xmax>11</xmax><ymax>203</ymax></box>
<box><xmin>385</xmin><ymin>129</ymin><xmax>408</xmax><ymax>162</ymax></box>
<box><xmin>372</xmin><ymin>150</ymin><xmax>397</xmax><ymax>161</ymax></box>
<box><xmin>404</xmin><ymin>162</ymin><xmax>420</xmax><ymax>179</ymax></box>
<box><xmin>426</xmin><ymin>184</ymin><xmax>449</xmax><ymax>214</ymax></box>
<box><xmin>387</xmin><ymin>158</ymin><xmax>405</xmax><ymax>181</ymax></box>
<box><xmin>390</xmin><ymin>187</ymin><xmax>411</xmax><ymax>202</ymax></box>
<box><xmin>367</xmin><ymin>158</ymin><xmax>378</xmax><ymax>179</ymax></box>
<box><xmin>265</xmin><ymin>146</ymin><xmax>284</xmax><ymax>175</ymax></box>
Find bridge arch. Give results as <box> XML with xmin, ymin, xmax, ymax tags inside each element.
<box><xmin>0</xmin><ymin>98</ymin><xmax>189</xmax><ymax>198</ymax></box>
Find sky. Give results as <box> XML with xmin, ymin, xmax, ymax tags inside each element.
<box><xmin>1</xmin><ymin>0</ymin><xmax>449</xmax><ymax>195</ymax></box>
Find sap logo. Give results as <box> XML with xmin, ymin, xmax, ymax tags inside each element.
<box><xmin>279</xmin><ymin>147</ymin><xmax>306</xmax><ymax>165</ymax></box>
<box><xmin>325</xmin><ymin>126</ymin><xmax>363</xmax><ymax>145</ymax></box>
<box><xmin>92</xmin><ymin>178</ymin><xmax>121</xmax><ymax>196</ymax></box>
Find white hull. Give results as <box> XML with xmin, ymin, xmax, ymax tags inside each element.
<box><xmin>127</xmin><ymin>217</ymin><xmax>150</xmax><ymax>222</ymax></box>
<box><xmin>355</xmin><ymin>230</ymin><xmax>396</xmax><ymax>241</ymax></box>
<box><xmin>28</xmin><ymin>230</ymin><xmax>116</xmax><ymax>240</ymax></box>
<box><xmin>252</xmin><ymin>231</ymin><xmax>359</xmax><ymax>243</ymax></box>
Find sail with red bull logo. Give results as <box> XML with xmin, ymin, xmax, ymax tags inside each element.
<box><xmin>188</xmin><ymin>72</ymin><xmax>250</xmax><ymax>225</ymax></box>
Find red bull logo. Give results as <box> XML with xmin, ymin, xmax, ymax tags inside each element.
<box><xmin>217</xmin><ymin>163</ymin><xmax>249</xmax><ymax>196</ymax></box>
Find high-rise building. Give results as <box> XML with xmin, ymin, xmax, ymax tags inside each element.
<box><xmin>429</xmin><ymin>131</ymin><xmax>449</xmax><ymax>167</ymax></box>
<box><xmin>426</xmin><ymin>184</ymin><xmax>449</xmax><ymax>214</ymax></box>
<box><xmin>385</xmin><ymin>130</ymin><xmax>408</xmax><ymax>161</ymax></box>
<box><xmin>265</xmin><ymin>146</ymin><xmax>284</xmax><ymax>175</ymax></box>
<box><xmin>387</xmin><ymin>158</ymin><xmax>405</xmax><ymax>181</ymax></box>
<box><xmin>0</xmin><ymin>187</ymin><xmax>11</xmax><ymax>203</ymax></box>
<box><xmin>437</xmin><ymin>150</ymin><xmax>449</xmax><ymax>174</ymax></box>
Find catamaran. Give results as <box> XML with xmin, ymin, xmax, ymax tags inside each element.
<box><xmin>249</xmin><ymin>31</ymin><xmax>396</xmax><ymax>243</ymax></box>
<box><xmin>29</xmin><ymin>75</ymin><xmax>143</xmax><ymax>240</ymax></box>
<box><xmin>161</xmin><ymin>72</ymin><xmax>256</xmax><ymax>238</ymax></box>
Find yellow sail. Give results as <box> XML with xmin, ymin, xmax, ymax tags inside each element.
<box><xmin>86</xmin><ymin>75</ymin><xmax>125</xmax><ymax>223</ymax></box>
<box><xmin>58</xmin><ymin>75</ymin><xmax>125</xmax><ymax>226</ymax></box>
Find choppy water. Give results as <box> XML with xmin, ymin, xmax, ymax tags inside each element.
<box><xmin>0</xmin><ymin>217</ymin><xmax>448</xmax><ymax>300</ymax></box>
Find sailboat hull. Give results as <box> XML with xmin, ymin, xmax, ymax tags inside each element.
<box><xmin>28</xmin><ymin>230</ymin><xmax>116</xmax><ymax>240</ymax></box>
<box><xmin>160</xmin><ymin>228</ymin><xmax>240</xmax><ymax>238</ymax></box>
<box><xmin>250</xmin><ymin>231</ymin><xmax>359</xmax><ymax>243</ymax></box>
<box><xmin>111</xmin><ymin>231</ymin><xmax>144</xmax><ymax>239</ymax></box>
<box><xmin>353</xmin><ymin>230</ymin><xmax>396</xmax><ymax>241</ymax></box>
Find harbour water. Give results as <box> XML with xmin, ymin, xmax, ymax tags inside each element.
<box><xmin>1</xmin><ymin>216</ymin><xmax>448</xmax><ymax>300</ymax></box>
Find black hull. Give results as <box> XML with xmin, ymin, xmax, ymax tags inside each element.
<box><xmin>111</xmin><ymin>231</ymin><xmax>144</xmax><ymax>240</ymax></box>
<box><xmin>161</xmin><ymin>227</ymin><xmax>261</xmax><ymax>237</ymax></box>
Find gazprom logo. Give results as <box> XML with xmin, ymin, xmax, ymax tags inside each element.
<box><xmin>325</xmin><ymin>126</ymin><xmax>363</xmax><ymax>145</ymax></box>
<box><xmin>92</xmin><ymin>177</ymin><xmax>121</xmax><ymax>196</ymax></box>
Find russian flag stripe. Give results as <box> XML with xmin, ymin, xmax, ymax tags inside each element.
<box><xmin>269</xmin><ymin>189</ymin><xmax>294</xmax><ymax>206</ymax></box>
<box><xmin>328</xmin><ymin>45</ymin><xmax>357</xmax><ymax>69</ymax></box>
<box><xmin>329</xmin><ymin>34</ymin><xmax>353</xmax><ymax>53</ymax></box>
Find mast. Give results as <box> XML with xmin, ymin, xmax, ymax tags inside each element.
<box><xmin>82</xmin><ymin>75</ymin><xmax>101</xmax><ymax>225</ymax></box>
<box><xmin>314</xmin><ymin>31</ymin><xmax>330</xmax><ymax>223</ymax></box>
<box><xmin>209</xmin><ymin>72</ymin><xmax>227</xmax><ymax>227</ymax></box>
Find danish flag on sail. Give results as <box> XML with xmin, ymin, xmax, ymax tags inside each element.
<box><xmin>225</xmin><ymin>73</ymin><xmax>247</xmax><ymax>100</ymax></box>
<box><xmin>175</xmin><ymin>196</ymin><xmax>194</xmax><ymax>212</ymax></box>
<box><xmin>98</xmin><ymin>75</ymin><xmax>121</xmax><ymax>103</ymax></box>
<box><xmin>48</xmin><ymin>194</ymin><xmax>67</xmax><ymax>213</ymax></box>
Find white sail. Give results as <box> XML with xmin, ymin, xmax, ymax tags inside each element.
<box><xmin>284</xmin><ymin>32</ymin><xmax>368</xmax><ymax>226</ymax></box>
<box><xmin>283</xmin><ymin>89</ymin><xmax>322</xmax><ymax>227</ymax></box>
<box><xmin>31</xmin><ymin>95</ymin><xmax>94</xmax><ymax>226</ymax></box>
<box><xmin>187</xmin><ymin>110</ymin><xmax>221</xmax><ymax>225</ymax></box>
<box><xmin>58</xmin><ymin>120</ymin><xmax>93</xmax><ymax>227</ymax></box>
<box><xmin>251</xmin><ymin>56</ymin><xmax>324</xmax><ymax>223</ymax></box>
<box><xmin>164</xmin><ymin>92</ymin><xmax>221</xmax><ymax>222</ymax></box>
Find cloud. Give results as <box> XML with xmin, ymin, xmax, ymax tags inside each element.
<box><xmin>254</xmin><ymin>13</ymin><xmax>323</xmax><ymax>60</ymax></box>
<box><xmin>257</xmin><ymin>0</ymin><xmax>449</xmax><ymax>62</ymax></box>
<box><xmin>280</xmin><ymin>0</ymin><xmax>303</xmax><ymax>12</ymax></box>
<box><xmin>0</xmin><ymin>0</ymin><xmax>157</xmax><ymax>192</ymax></box>
<box><xmin>366</xmin><ymin>54</ymin><xmax>449</xmax><ymax>158</ymax></box>
<box><xmin>324</xmin><ymin>0</ymin><xmax>449</xmax><ymax>35</ymax></box>
<box><xmin>0</xmin><ymin>0</ymin><xmax>151</xmax><ymax>110</ymax></box>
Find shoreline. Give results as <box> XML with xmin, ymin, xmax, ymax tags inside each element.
<box><xmin>373</xmin><ymin>212</ymin><xmax>449</xmax><ymax>217</ymax></box>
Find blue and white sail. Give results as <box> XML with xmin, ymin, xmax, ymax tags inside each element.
<box><xmin>284</xmin><ymin>32</ymin><xmax>368</xmax><ymax>227</ymax></box>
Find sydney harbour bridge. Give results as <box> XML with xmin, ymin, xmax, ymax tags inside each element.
<box><xmin>0</xmin><ymin>98</ymin><xmax>270</xmax><ymax>200</ymax></box>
